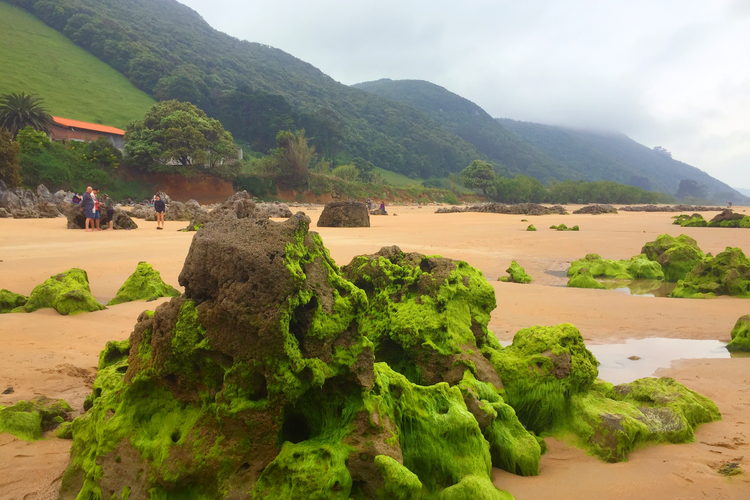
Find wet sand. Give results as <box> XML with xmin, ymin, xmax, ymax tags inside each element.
<box><xmin>1</xmin><ymin>206</ymin><xmax>749</xmax><ymax>498</ymax></box>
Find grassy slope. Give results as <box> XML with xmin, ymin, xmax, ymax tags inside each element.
<box><xmin>0</xmin><ymin>1</ymin><xmax>153</xmax><ymax>128</ymax></box>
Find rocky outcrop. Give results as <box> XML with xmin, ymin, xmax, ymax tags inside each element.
<box><xmin>317</xmin><ymin>201</ymin><xmax>370</xmax><ymax>227</ymax></box>
<box><xmin>61</xmin><ymin>218</ymin><xmax>721</xmax><ymax>498</ymax></box>
<box><xmin>23</xmin><ymin>268</ymin><xmax>104</xmax><ymax>315</ymax></box>
<box><xmin>0</xmin><ymin>181</ymin><xmax>63</xmax><ymax>218</ymax></box>
<box><xmin>673</xmin><ymin>210</ymin><xmax>750</xmax><ymax>228</ymax></box>
<box><xmin>573</xmin><ymin>204</ymin><xmax>617</xmax><ymax>215</ymax></box>
<box><xmin>107</xmin><ymin>262</ymin><xmax>180</xmax><ymax>305</ymax></box>
<box><xmin>620</xmin><ymin>204</ymin><xmax>722</xmax><ymax>212</ymax></box>
<box><xmin>63</xmin><ymin>204</ymin><xmax>138</xmax><ymax>230</ymax></box>
<box><xmin>437</xmin><ymin>203</ymin><xmax>567</xmax><ymax>215</ymax></box>
<box><xmin>257</xmin><ymin>201</ymin><xmax>293</xmax><ymax>218</ymax></box>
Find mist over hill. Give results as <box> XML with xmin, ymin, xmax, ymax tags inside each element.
<box><xmin>355</xmin><ymin>79</ymin><xmax>746</xmax><ymax>203</ymax></box>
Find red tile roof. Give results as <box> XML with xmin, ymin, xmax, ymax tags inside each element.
<box><xmin>52</xmin><ymin>116</ymin><xmax>125</xmax><ymax>136</ymax></box>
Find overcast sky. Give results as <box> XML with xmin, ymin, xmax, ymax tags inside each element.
<box><xmin>180</xmin><ymin>0</ymin><xmax>750</xmax><ymax>189</ymax></box>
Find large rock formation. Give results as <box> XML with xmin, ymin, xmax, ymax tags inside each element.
<box><xmin>61</xmin><ymin>217</ymin><xmax>721</xmax><ymax>499</ymax></box>
<box><xmin>0</xmin><ymin>181</ymin><xmax>64</xmax><ymax>218</ymax></box>
<box><xmin>317</xmin><ymin>201</ymin><xmax>370</xmax><ymax>227</ymax></box>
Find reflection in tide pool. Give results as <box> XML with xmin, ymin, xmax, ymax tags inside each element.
<box><xmin>589</xmin><ymin>338</ymin><xmax>743</xmax><ymax>385</ymax></box>
<box><xmin>598</xmin><ymin>279</ymin><xmax>676</xmax><ymax>297</ymax></box>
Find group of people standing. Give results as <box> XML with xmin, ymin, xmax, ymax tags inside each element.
<box><xmin>80</xmin><ymin>186</ymin><xmax>113</xmax><ymax>232</ymax></box>
<box><xmin>78</xmin><ymin>186</ymin><xmax>167</xmax><ymax>231</ymax></box>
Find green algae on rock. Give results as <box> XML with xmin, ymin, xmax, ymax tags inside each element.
<box><xmin>673</xmin><ymin>213</ymin><xmax>708</xmax><ymax>227</ymax></box>
<box><xmin>727</xmin><ymin>314</ymin><xmax>750</xmax><ymax>352</ymax></box>
<box><xmin>642</xmin><ymin>234</ymin><xmax>704</xmax><ymax>282</ymax></box>
<box><xmin>671</xmin><ymin>247</ymin><xmax>750</xmax><ymax>298</ymax></box>
<box><xmin>61</xmin><ymin>215</ymin><xmax>515</xmax><ymax>499</ymax></box>
<box><xmin>549</xmin><ymin>224</ymin><xmax>579</xmax><ymax>231</ymax></box>
<box><xmin>0</xmin><ymin>396</ymin><xmax>73</xmax><ymax>441</ymax></box>
<box><xmin>482</xmin><ymin>324</ymin><xmax>720</xmax><ymax>462</ymax></box>
<box><xmin>526</xmin><ymin>224</ymin><xmax>537</xmax><ymax>231</ymax></box>
<box><xmin>23</xmin><ymin>268</ymin><xmax>104</xmax><ymax>315</ymax></box>
<box><xmin>61</xmin><ymin>216</ymin><xmax>723</xmax><ymax>498</ymax></box>
<box><xmin>567</xmin><ymin>270</ymin><xmax>606</xmax><ymax>289</ymax></box>
<box><xmin>569</xmin><ymin>377</ymin><xmax>719</xmax><ymax>462</ymax></box>
<box><xmin>0</xmin><ymin>288</ymin><xmax>27</xmax><ymax>313</ymax></box>
<box><xmin>107</xmin><ymin>261</ymin><xmax>180</xmax><ymax>305</ymax></box>
<box><xmin>499</xmin><ymin>260</ymin><xmax>532</xmax><ymax>284</ymax></box>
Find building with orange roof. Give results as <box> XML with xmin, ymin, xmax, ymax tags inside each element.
<box><xmin>49</xmin><ymin>116</ymin><xmax>126</xmax><ymax>150</ymax></box>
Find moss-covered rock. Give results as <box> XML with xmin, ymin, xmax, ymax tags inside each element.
<box><xmin>499</xmin><ymin>260</ymin><xmax>532</xmax><ymax>284</ymax></box>
<box><xmin>642</xmin><ymin>234</ymin><xmax>704</xmax><ymax>282</ymax></box>
<box><xmin>107</xmin><ymin>261</ymin><xmax>180</xmax><ymax>305</ymax></box>
<box><xmin>549</xmin><ymin>224</ymin><xmax>579</xmax><ymax>231</ymax></box>
<box><xmin>23</xmin><ymin>268</ymin><xmax>104</xmax><ymax>315</ymax></box>
<box><xmin>673</xmin><ymin>213</ymin><xmax>708</xmax><ymax>227</ymax></box>
<box><xmin>671</xmin><ymin>247</ymin><xmax>750</xmax><ymax>298</ymax></box>
<box><xmin>568</xmin><ymin>254</ymin><xmax>631</xmax><ymax>280</ymax></box>
<box><xmin>484</xmin><ymin>324</ymin><xmax>599</xmax><ymax>433</ymax></box>
<box><xmin>0</xmin><ymin>288</ymin><xmax>27</xmax><ymax>313</ymax></box>
<box><xmin>0</xmin><ymin>396</ymin><xmax>73</xmax><ymax>441</ymax></box>
<box><xmin>526</xmin><ymin>224</ymin><xmax>536</xmax><ymax>231</ymax></box>
<box><xmin>62</xmin><ymin>216</ymin><xmax>515</xmax><ymax>499</ymax></box>
<box><xmin>62</xmin><ymin>217</ymin><xmax>722</xmax><ymax>498</ymax></box>
<box><xmin>567</xmin><ymin>270</ymin><xmax>606</xmax><ymax>289</ymax></box>
<box><xmin>727</xmin><ymin>314</ymin><xmax>750</xmax><ymax>352</ymax></box>
<box><xmin>569</xmin><ymin>377</ymin><xmax>719</xmax><ymax>462</ymax></box>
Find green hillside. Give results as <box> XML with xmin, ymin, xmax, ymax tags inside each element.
<box><xmin>354</xmin><ymin>78</ymin><xmax>746</xmax><ymax>203</ymax></box>
<box><xmin>0</xmin><ymin>1</ymin><xmax>154</xmax><ymax>127</ymax></box>
<box><xmin>8</xmin><ymin>0</ymin><xmax>482</xmax><ymax>178</ymax></box>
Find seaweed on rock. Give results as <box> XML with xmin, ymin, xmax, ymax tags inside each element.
<box><xmin>62</xmin><ymin>216</ymin><xmax>722</xmax><ymax>499</ymax></box>
<box><xmin>107</xmin><ymin>261</ymin><xmax>180</xmax><ymax>305</ymax></box>
<box><xmin>499</xmin><ymin>261</ymin><xmax>532</xmax><ymax>284</ymax></box>
<box><xmin>641</xmin><ymin>234</ymin><xmax>704</xmax><ymax>282</ymax></box>
<box><xmin>0</xmin><ymin>288</ymin><xmax>27</xmax><ymax>313</ymax></box>
<box><xmin>23</xmin><ymin>268</ymin><xmax>104</xmax><ymax>315</ymax></box>
<box><xmin>0</xmin><ymin>396</ymin><xmax>73</xmax><ymax>441</ymax></box>
<box><xmin>727</xmin><ymin>314</ymin><xmax>750</xmax><ymax>352</ymax></box>
<box><xmin>671</xmin><ymin>247</ymin><xmax>750</xmax><ymax>298</ymax></box>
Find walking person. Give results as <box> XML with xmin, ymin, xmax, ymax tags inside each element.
<box><xmin>154</xmin><ymin>194</ymin><xmax>166</xmax><ymax>230</ymax></box>
<box><xmin>82</xmin><ymin>186</ymin><xmax>94</xmax><ymax>232</ymax></box>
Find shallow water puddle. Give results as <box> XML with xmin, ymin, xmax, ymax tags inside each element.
<box><xmin>589</xmin><ymin>338</ymin><xmax>746</xmax><ymax>384</ymax></box>
<box><xmin>598</xmin><ymin>279</ymin><xmax>675</xmax><ymax>297</ymax></box>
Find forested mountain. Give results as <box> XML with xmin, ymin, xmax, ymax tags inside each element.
<box><xmin>6</xmin><ymin>0</ymin><xmax>744</xmax><ymax>202</ymax></box>
<box><xmin>355</xmin><ymin>79</ymin><xmax>746</xmax><ymax>203</ymax></box>
<box><xmin>498</xmin><ymin>119</ymin><xmax>745</xmax><ymax>203</ymax></box>
<box><xmin>6</xmin><ymin>0</ymin><xmax>481</xmax><ymax>178</ymax></box>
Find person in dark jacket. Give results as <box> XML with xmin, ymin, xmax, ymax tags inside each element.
<box><xmin>154</xmin><ymin>194</ymin><xmax>166</xmax><ymax>230</ymax></box>
<box><xmin>82</xmin><ymin>186</ymin><xmax>94</xmax><ymax>232</ymax></box>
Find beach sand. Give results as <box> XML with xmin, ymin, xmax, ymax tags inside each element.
<box><xmin>1</xmin><ymin>206</ymin><xmax>749</xmax><ymax>499</ymax></box>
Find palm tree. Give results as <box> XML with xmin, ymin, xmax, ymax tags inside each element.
<box><xmin>0</xmin><ymin>92</ymin><xmax>53</xmax><ymax>137</ymax></box>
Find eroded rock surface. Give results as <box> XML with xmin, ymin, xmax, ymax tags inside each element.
<box><xmin>317</xmin><ymin>201</ymin><xmax>370</xmax><ymax>227</ymax></box>
<box><xmin>62</xmin><ymin>218</ymin><xmax>721</xmax><ymax>499</ymax></box>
